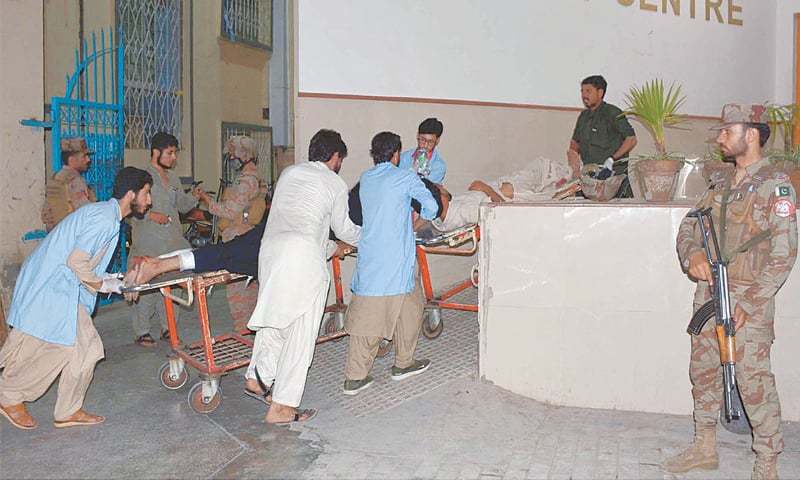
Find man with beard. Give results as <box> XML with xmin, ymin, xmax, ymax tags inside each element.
<box><xmin>194</xmin><ymin>136</ymin><xmax>267</xmax><ymax>331</ymax></box>
<box><xmin>567</xmin><ymin>75</ymin><xmax>636</xmax><ymax>195</ymax></box>
<box><xmin>665</xmin><ymin>104</ymin><xmax>797</xmax><ymax>480</ymax></box>
<box><xmin>41</xmin><ymin>137</ymin><xmax>97</xmax><ymax>231</ymax></box>
<box><xmin>128</xmin><ymin>132</ymin><xmax>199</xmax><ymax>347</ymax></box>
<box><xmin>245</xmin><ymin>129</ymin><xmax>360</xmax><ymax>423</ymax></box>
<box><xmin>342</xmin><ymin>132</ymin><xmax>438</xmax><ymax>396</ymax></box>
<box><xmin>0</xmin><ymin>167</ymin><xmax>152</xmax><ymax>430</ymax></box>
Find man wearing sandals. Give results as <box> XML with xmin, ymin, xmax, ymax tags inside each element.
<box><xmin>244</xmin><ymin>129</ymin><xmax>360</xmax><ymax>424</ymax></box>
<box><xmin>128</xmin><ymin>132</ymin><xmax>199</xmax><ymax>347</ymax></box>
<box><xmin>0</xmin><ymin>167</ymin><xmax>152</xmax><ymax>429</ymax></box>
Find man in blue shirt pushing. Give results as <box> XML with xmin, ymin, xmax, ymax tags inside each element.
<box><xmin>343</xmin><ymin>132</ymin><xmax>439</xmax><ymax>395</ymax></box>
<box><xmin>0</xmin><ymin>167</ymin><xmax>153</xmax><ymax>430</ymax></box>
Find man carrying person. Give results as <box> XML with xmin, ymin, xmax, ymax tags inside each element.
<box><xmin>398</xmin><ymin>117</ymin><xmax>447</xmax><ymax>184</ymax></box>
<box><xmin>665</xmin><ymin>104</ymin><xmax>797</xmax><ymax>480</ymax></box>
<box><xmin>567</xmin><ymin>75</ymin><xmax>637</xmax><ymax>195</ymax></box>
<box><xmin>342</xmin><ymin>131</ymin><xmax>439</xmax><ymax>395</ymax></box>
<box><xmin>195</xmin><ymin>135</ymin><xmax>267</xmax><ymax>331</ymax></box>
<box><xmin>244</xmin><ymin>129</ymin><xmax>360</xmax><ymax>424</ymax></box>
<box><xmin>0</xmin><ymin>167</ymin><xmax>152</xmax><ymax>430</ymax></box>
<box><xmin>128</xmin><ymin>132</ymin><xmax>198</xmax><ymax>347</ymax></box>
<box><xmin>41</xmin><ymin>137</ymin><xmax>97</xmax><ymax>232</ymax></box>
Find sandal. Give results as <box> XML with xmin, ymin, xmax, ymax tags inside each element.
<box><xmin>270</xmin><ymin>408</ymin><xmax>317</xmax><ymax>425</ymax></box>
<box><xmin>135</xmin><ymin>333</ymin><xmax>157</xmax><ymax>347</ymax></box>
<box><xmin>244</xmin><ymin>388</ymin><xmax>272</xmax><ymax>406</ymax></box>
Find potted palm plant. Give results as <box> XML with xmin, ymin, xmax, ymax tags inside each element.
<box><xmin>622</xmin><ymin>79</ymin><xmax>686</xmax><ymax>201</ymax></box>
<box><xmin>765</xmin><ymin>103</ymin><xmax>800</xmax><ymax>193</ymax></box>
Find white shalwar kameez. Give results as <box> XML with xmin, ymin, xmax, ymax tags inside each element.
<box><xmin>245</xmin><ymin>161</ymin><xmax>360</xmax><ymax>407</ymax></box>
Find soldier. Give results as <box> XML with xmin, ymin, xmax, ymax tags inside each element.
<box><xmin>41</xmin><ymin>137</ymin><xmax>97</xmax><ymax>231</ymax></box>
<box><xmin>666</xmin><ymin>104</ymin><xmax>797</xmax><ymax>480</ymax></box>
<box><xmin>195</xmin><ymin>136</ymin><xmax>267</xmax><ymax>331</ymax></box>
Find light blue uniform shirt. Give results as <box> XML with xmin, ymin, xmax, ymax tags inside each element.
<box><xmin>398</xmin><ymin>148</ymin><xmax>446</xmax><ymax>184</ymax></box>
<box><xmin>351</xmin><ymin>163</ymin><xmax>438</xmax><ymax>297</ymax></box>
<box><xmin>8</xmin><ymin>200</ymin><xmax>122</xmax><ymax>346</ymax></box>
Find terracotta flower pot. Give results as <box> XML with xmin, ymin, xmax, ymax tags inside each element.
<box><xmin>634</xmin><ymin>158</ymin><xmax>683</xmax><ymax>202</ymax></box>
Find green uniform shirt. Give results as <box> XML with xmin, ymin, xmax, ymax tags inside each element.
<box><xmin>572</xmin><ymin>101</ymin><xmax>636</xmax><ymax>166</ymax></box>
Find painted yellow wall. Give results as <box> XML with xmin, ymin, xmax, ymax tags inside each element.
<box><xmin>1</xmin><ymin>0</ymin><xmax>45</xmax><ymax>310</ymax></box>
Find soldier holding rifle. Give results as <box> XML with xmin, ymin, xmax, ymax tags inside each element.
<box><xmin>665</xmin><ymin>104</ymin><xmax>797</xmax><ymax>480</ymax></box>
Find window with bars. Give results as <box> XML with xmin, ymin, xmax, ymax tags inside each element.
<box><xmin>221</xmin><ymin>0</ymin><xmax>273</xmax><ymax>50</ymax></box>
<box><xmin>221</xmin><ymin>122</ymin><xmax>274</xmax><ymax>187</ymax></box>
<box><xmin>117</xmin><ymin>0</ymin><xmax>183</xmax><ymax>149</ymax></box>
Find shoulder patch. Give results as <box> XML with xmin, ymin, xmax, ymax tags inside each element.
<box><xmin>774</xmin><ymin>198</ymin><xmax>796</xmax><ymax>218</ymax></box>
<box><xmin>776</xmin><ymin>185</ymin><xmax>792</xmax><ymax>197</ymax></box>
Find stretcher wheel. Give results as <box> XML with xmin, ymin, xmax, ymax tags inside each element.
<box><xmin>322</xmin><ymin>311</ymin><xmax>345</xmax><ymax>337</ymax></box>
<box><xmin>422</xmin><ymin>309</ymin><xmax>443</xmax><ymax>339</ymax></box>
<box><xmin>188</xmin><ymin>382</ymin><xmax>222</xmax><ymax>414</ymax></box>
<box><xmin>377</xmin><ymin>339</ymin><xmax>392</xmax><ymax>358</ymax></box>
<box><xmin>158</xmin><ymin>361</ymin><xmax>188</xmax><ymax>390</ymax></box>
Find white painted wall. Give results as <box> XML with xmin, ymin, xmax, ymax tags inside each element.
<box><xmin>479</xmin><ymin>202</ymin><xmax>800</xmax><ymax>421</ymax></box>
<box><xmin>299</xmin><ymin>0</ymin><xmax>776</xmax><ymax>116</ymax></box>
<box><xmin>0</xmin><ymin>0</ymin><xmax>45</xmax><ymax>309</ymax></box>
<box><xmin>775</xmin><ymin>0</ymin><xmax>800</xmax><ymax>104</ymax></box>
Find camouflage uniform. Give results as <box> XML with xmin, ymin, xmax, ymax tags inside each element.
<box><xmin>206</xmin><ymin>136</ymin><xmax>267</xmax><ymax>331</ymax></box>
<box><xmin>41</xmin><ymin>139</ymin><xmax>96</xmax><ymax>231</ymax></box>
<box><xmin>674</xmin><ymin>105</ymin><xmax>798</xmax><ymax>469</ymax></box>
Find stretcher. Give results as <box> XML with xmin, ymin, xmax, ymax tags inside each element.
<box><xmin>123</xmin><ymin>269</ymin><xmax>348</xmax><ymax>414</ymax></box>
<box><xmin>322</xmin><ymin>223</ymin><xmax>480</xmax><ymax>354</ymax></box>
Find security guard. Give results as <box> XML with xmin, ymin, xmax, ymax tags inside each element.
<box><xmin>41</xmin><ymin>137</ymin><xmax>96</xmax><ymax>231</ymax></box>
<box><xmin>667</xmin><ymin>104</ymin><xmax>797</xmax><ymax>480</ymax></box>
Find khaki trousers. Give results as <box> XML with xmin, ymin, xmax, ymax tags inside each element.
<box><xmin>344</xmin><ymin>284</ymin><xmax>425</xmax><ymax>381</ymax></box>
<box><xmin>0</xmin><ymin>306</ymin><xmax>104</xmax><ymax>420</ymax></box>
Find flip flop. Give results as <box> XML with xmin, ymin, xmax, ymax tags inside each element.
<box><xmin>272</xmin><ymin>408</ymin><xmax>317</xmax><ymax>425</ymax></box>
<box><xmin>135</xmin><ymin>334</ymin><xmax>157</xmax><ymax>347</ymax></box>
<box><xmin>244</xmin><ymin>388</ymin><xmax>272</xmax><ymax>406</ymax></box>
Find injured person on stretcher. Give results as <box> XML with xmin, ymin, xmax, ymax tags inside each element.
<box><xmin>131</xmin><ymin>156</ymin><xmax>571</xmax><ymax>286</ymax></box>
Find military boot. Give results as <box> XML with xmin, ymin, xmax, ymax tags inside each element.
<box><xmin>662</xmin><ymin>426</ymin><xmax>719</xmax><ymax>473</ymax></box>
<box><xmin>751</xmin><ymin>455</ymin><xmax>778</xmax><ymax>480</ymax></box>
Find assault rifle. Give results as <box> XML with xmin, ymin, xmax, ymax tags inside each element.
<box><xmin>685</xmin><ymin>207</ymin><xmax>750</xmax><ymax>434</ymax></box>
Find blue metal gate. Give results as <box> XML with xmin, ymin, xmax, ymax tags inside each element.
<box><xmin>22</xmin><ymin>29</ymin><xmax>127</xmax><ymax>277</ymax></box>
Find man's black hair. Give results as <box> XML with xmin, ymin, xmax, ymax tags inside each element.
<box><xmin>581</xmin><ymin>75</ymin><xmax>608</xmax><ymax>97</ymax></box>
<box><xmin>418</xmin><ymin>118</ymin><xmax>444</xmax><ymax>137</ymax></box>
<box><xmin>370</xmin><ymin>131</ymin><xmax>402</xmax><ymax>165</ymax></box>
<box><xmin>411</xmin><ymin>178</ymin><xmax>445</xmax><ymax>219</ymax></box>
<box><xmin>745</xmin><ymin>123</ymin><xmax>771</xmax><ymax>148</ymax></box>
<box><xmin>345</xmin><ymin>178</ymin><xmax>444</xmax><ymax>228</ymax></box>
<box><xmin>150</xmin><ymin>132</ymin><xmax>179</xmax><ymax>155</ymax></box>
<box><xmin>113</xmin><ymin>167</ymin><xmax>153</xmax><ymax>199</ymax></box>
<box><xmin>309</xmin><ymin>129</ymin><xmax>348</xmax><ymax>162</ymax></box>
<box><xmin>61</xmin><ymin>150</ymin><xmax>74</xmax><ymax>166</ymax></box>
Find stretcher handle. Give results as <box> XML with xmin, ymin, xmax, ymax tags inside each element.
<box><xmin>160</xmin><ymin>279</ymin><xmax>194</xmax><ymax>307</ymax></box>
<box><xmin>422</xmin><ymin>229</ymin><xmax>478</xmax><ymax>256</ymax></box>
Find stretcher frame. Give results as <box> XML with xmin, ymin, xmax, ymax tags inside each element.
<box><xmin>323</xmin><ymin>224</ymin><xmax>480</xmax><ymax>344</ymax></box>
<box><xmin>124</xmin><ymin>269</ymin><xmax>348</xmax><ymax>414</ymax></box>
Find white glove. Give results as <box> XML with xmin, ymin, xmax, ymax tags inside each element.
<box><xmin>99</xmin><ymin>275</ymin><xmax>124</xmax><ymax>294</ymax></box>
<box><xmin>603</xmin><ymin>157</ymin><xmax>615</xmax><ymax>171</ymax></box>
